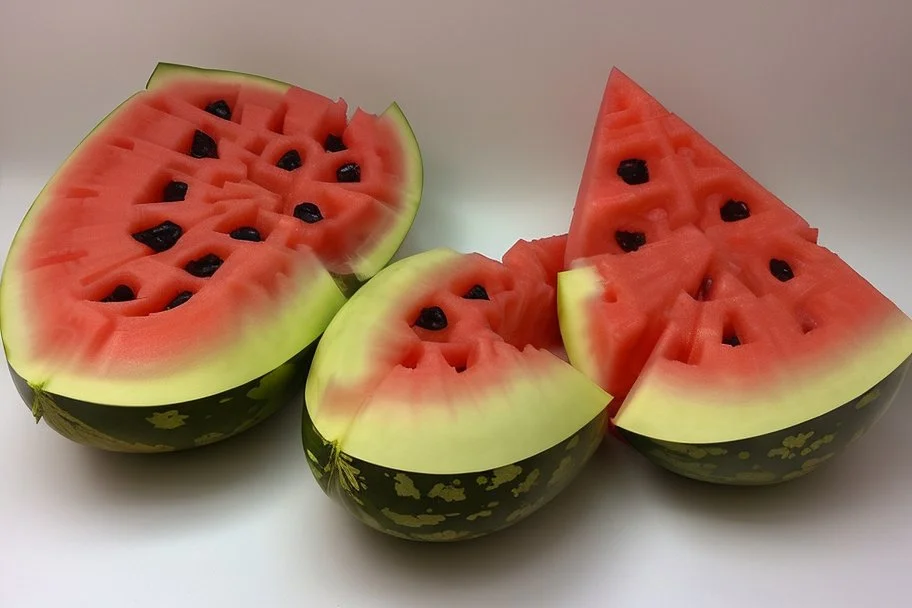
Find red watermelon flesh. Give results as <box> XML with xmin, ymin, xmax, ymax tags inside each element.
<box><xmin>558</xmin><ymin>68</ymin><xmax>912</xmax><ymax>445</ymax></box>
<box><xmin>304</xmin><ymin>234</ymin><xmax>610</xmax><ymax>477</ymax></box>
<box><xmin>0</xmin><ymin>63</ymin><xmax>422</xmax><ymax>409</ymax></box>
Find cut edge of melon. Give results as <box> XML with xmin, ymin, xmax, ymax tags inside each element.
<box><xmin>556</xmin><ymin>265</ymin><xmax>608</xmax><ymax>388</ymax></box>
<box><xmin>146</xmin><ymin>62</ymin><xmax>291</xmax><ymax>94</ymax></box>
<box><xmin>348</xmin><ymin>102</ymin><xmax>424</xmax><ymax>282</ymax></box>
<box><xmin>614</xmin><ymin>311</ymin><xmax>912</xmax><ymax>444</ymax></box>
<box><xmin>337</xmin><ymin>352</ymin><xmax>609</xmax><ymax>475</ymax></box>
<box><xmin>305</xmin><ymin>248</ymin><xmax>611</xmax><ymax>475</ymax></box>
<box><xmin>305</xmin><ymin>247</ymin><xmax>463</xmax><ymax>409</ymax></box>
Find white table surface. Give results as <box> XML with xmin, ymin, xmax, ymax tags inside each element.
<box><xmin>2</xmin><ymin>1</ymin><xmax>910</xmax><ymax>606</ymax></box>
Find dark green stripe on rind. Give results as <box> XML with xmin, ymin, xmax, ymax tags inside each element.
<box><xmin>619</xmin><ymin>355</ymin><xmax>911</xmax><ymax>485</ymax></box>
<box><xmin>10</xmin><ymin>342</ymin><xmax>318</xmax><ymax>453</ymax></box>
<box><xmin>302</xmin><ymin>407</ymin><xmax>608</xmax><ymax>542</ymax></box>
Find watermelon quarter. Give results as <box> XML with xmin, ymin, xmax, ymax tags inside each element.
<box><xmin>558</xmin><ymin>68</ymin><xmax>912</xmax><ymax>485</ymax></box>
<box><xmin>303</xmin><ymin>235</ymin><xmax>610</xmax><ymax>541</ymax></box>
<box><xmin>0</xmin><ymin>63</ymin><xmax>423</xmax><ymax>453</ymax></box>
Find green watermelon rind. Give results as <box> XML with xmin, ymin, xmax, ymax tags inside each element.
<box><xmin>303</xmin><ymin>402</ymin><xmax>607</xmax><ymax>542</ymax></box>
<box><xmin>619</xmin><ymin>356</ymin><xmax>910</xmax><ymax>485</ymax></box>
<box><xmin>10</xmin><ymin>341</ymin><xmax>318</xmax><ymax>453</ymax></box>
<box><xmin>303</xmin><ymin>247</ymin><xmax>612</xmax><ymax>475</ymax></box>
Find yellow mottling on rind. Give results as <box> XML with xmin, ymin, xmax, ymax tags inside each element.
<box><xmin>476</xmin><ymin>476</ymin><xmax>488</xmax><ymax>485</ymax></box>
<box><xmin>738</xmin><ymin>451</ymin><xmax>751</xmax><ymax>460</ymax></box>
<box><xmin>411</xmin><ymin>530</ymin><xmax>474</xmax><ymax>542</ymax></box>
<box><xmin>145</xmin><ymin>410</ymin><xmax>188</xmax><ymax>430</ymax></box>
<box><xmin>566</xmin><ymin>435</ymin><xmax>580</xmax><ymax>450</ymax></box>
<box><xmin>393</xmin><ymin>473</ymin><xmax>421</xmax><ymax>499</ymax></box>
<box><xmin>801</xmin><ymin>433</ymin><xmax>835</xmax><ymax>456</ymax></box>
<box><xmin>487</xmin><ymin>501</ymin><xmax>499</xmax><ymax>508</ymax></box>
<box><xmin>193</xmin><ymin>432</ymin><xmax>224</xmax><ymax>446</ymax></box>
<box><xmin>467</xmin><ymin>510</ymin><xmax>492</xmax><ymax>522</ymax></box>
<box><xmin>428</xmin><ymin>482</ymin><xmax>466</xmax><ymax>502</ymax></box>
<box><xmin>381</xmin><ymin>509</ymin><xmax>446</xmax><ymax>528</ymax></box>
<box><xmin>782</xmin><ymin>453</ymin><xmax>836</xmax><ymax>481</ymax></box>
<box><xmin>34</xmin><ymin>392</ymin><xmax>173</xmax><ymax>453</ymax></box>
<box><xmin>506</xmin><ymin>497</ymin><xmax>547</xmax><ymax>523</ymax></box>
<box><xmin>783</xmin><ymin>432</ymin><xmax>814</xmax><ymax>448</ymax></box>
<box><xmin>655</xmin><ymin>440</ymin><xmax>727</xmax><ymax>459</ymax></box>
<box><xmin>548</xmin><ymin>456</ymin><xmax>574</xmax><ymax>487</ymax></box>
<box><xmin>511</xmin><ymin>469</ymin><xmax>540</xmax><ymax>498</ymax></box>
<box><xmin>649</xmin><ymin>449</ymin><xmax>718</xmax><ymax>475</ymax></box>
<box><xmin>486</xmin><ymin>465</ymin><xmax>522</xmax><ymax>490</ymax></box>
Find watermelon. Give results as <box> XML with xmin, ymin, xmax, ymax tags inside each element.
<box><xmin>0</xmin><ymin>63</ymin><xmax>423</xmax><ymax>452</ymax></box>
<box><xmin>303</xmin><ymin>235</ymin><xmax>609</xmax><ymax>541</ymax></box>
<box><xmin>557</xmin><ymin>68</ymin><xmax>912</xmax><ymax>485</ymax></box>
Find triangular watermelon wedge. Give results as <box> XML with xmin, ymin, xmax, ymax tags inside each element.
<box><xmin>558</xmin><ymin>68</ymin><xmax>912</xmax><ymax>485</ymax></box>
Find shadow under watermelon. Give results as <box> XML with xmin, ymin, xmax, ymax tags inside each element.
<box><xmin>637</xmin><ymin>376</ymin><xmax>912</xmax><ymax>528</ymax></box>
<box><xmin>284</xmin><ymin>435</ymin><xmax>639</xmax><ymax>603</ymax></box>
<box><xmin>67</xmin><ymin>391</ymin><xmax>309</xmax><ymax>535</ymax></box>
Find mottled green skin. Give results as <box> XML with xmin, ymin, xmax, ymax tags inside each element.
<box><xmin>620</xmin><ymin>356</ymin><xmax>911</xmax><ymax>485</ymax></box>
<box><xmin>303</xmin><ymin>407</ymin><xmax>608</xmax><ymax>541</ymax></box>
<box><xmin>9</xmin><ymin>342</ymin><xmax>318</xmax><ymax>453</ymax></box>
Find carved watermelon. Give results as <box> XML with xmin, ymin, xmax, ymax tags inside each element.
<box><xmin>558</xmin><ymin>68</ymin><xmax>912</xmax><ymax>485</ymax></box>
<box><xmin>0</xmin><ymin>63</ymin><xmax>423</xmax><ymax>452</ymax></box>
<box><xmin>303</xmin><ymin>235</ymin><xmax>609</xmax><ymax>541</ymax></box>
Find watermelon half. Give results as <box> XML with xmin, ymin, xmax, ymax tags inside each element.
<box><xmin>558</xmin><ymin>68</ymin><xmax>912</xmax><ymax>485</ymax></box>
<box><xmin>303</xmin><ymin>235</ymin><xmax>609</xmax><ymax>541</ymax></box>
<box><xmin>0</xmin><ymin>63</ymin><xmax>423</xmax><ymax>453</ymax></box>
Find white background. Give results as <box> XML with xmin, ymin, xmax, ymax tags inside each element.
<box><xmin>1</xmin><ymin>1</ymin><xmax>911</xmax><ymax>606</ymax></box>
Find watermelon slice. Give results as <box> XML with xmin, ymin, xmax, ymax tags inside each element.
<box><xmin>558</xmin><ymin>68</ymin><xmax>912</xmax><ymax>485</ymax></box>
<box><xmin>303</xmin><ymin>235</ymin><xmax>609</xmax><ymax>541</ymax></box>
<box><xmin>0</xmin><ymin>63</ymin><xmax>423</xmax><ymax>452</ymax></box>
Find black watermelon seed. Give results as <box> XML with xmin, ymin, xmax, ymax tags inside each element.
<box><xmin>720</xmin><ymin>199</ymin><xmax>751</xmax><ymax>222</ymax></box>
<box><xmin>324</xmin><ymin>134</ymin><xmax>347</xmax><ymax>152</ymax></box>
<box><xmin>617</xmin><ymin>158</ymin><xmax>649</xmax><ymax>185</ymax></box>
<box><xmin>695</xmin><ymin>276</ymin><xmax>713</xmax><ymax>301</ymax></box>
<box><xmin>293</xmin><ymin>202</ymin><xmax>324</xmax><ymax>224</ymax></box>
<box><xmin>100</xmin><ymin>284</ymin><xmax>135</xmax><ymax>303</ymax></box>
<box><xmin>615</xmin><ymin>230</ymin><xmax>647</xmax><ymax>253</ymax></box>
<box><xmin>184</xmin><ymin>254</ymin><xmax>224</xmax><ymax>278</ymax></box>
<box><xmin>463</xmin><ymin>284</ymin><xmax>489</xmax><ymax>300</ymax></box>
<box><xmin>336</xmin><ymin>162</ymin><xmax>361</xmax><ymax>183</ymax></box>
<box><xmin>132</xmin><ymin>221</ymin><xmax>183</xmax><ymax>253</ymax></box>
<box><xmin>769</xmin><ymin>258</ymin><xmax>795</xmax><ymax>282</ymax></box>
<box><xmin>162</xmin><ymin>180</ymin><xmax>188</xmax><ymax>203</ymax></box>
<box><xmin>229</xmin><ymin>226</ymin><xmax>262</xmax><ymax>242</ymax></box>
<box><xmin>276</xmin><ymin>149</ymin><xmax>302</xmax><ymax>171</ymax></box>
<box><xmin>204</xmin><ymin>100</ymin><xmax>232</xmax><ymax>121</ymax></box>
<box><xmin>165</xmin><ymin>291</ymin><xmax>193</xmax><ymax>310</ymax></box>
<box><xmin>190</xmin><ymin>130</ymin><xmax>218</xmax><ymax>159</ymax></box>
<box><xmin>415</xmin><ymin>306</ymin><xmax>447</xmax><ymax>331</ymax></box>
<box><xmin>722</xmin><ymin>334</ymin><xmax>741</xmax><ymax>347</ymax></box>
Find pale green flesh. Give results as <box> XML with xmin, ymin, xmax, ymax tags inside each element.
<box><xmin>557</xmin><ymin>264</ymin><xmax>912</xmax><ymax>444</ymax></box>
<box><xmin>305</xmin><ymin>248</ymin><xmax>611</xmax><ymax>475</ymax></box>
<box><xmin>146</xmin><ymin>62</ymin><xmax>291</xmax><ymax>93</ymax></box>
<box><xmin>556</xmin><ymin>266</ymin><xmax>608</xmax><ymax>391</ymax></box>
